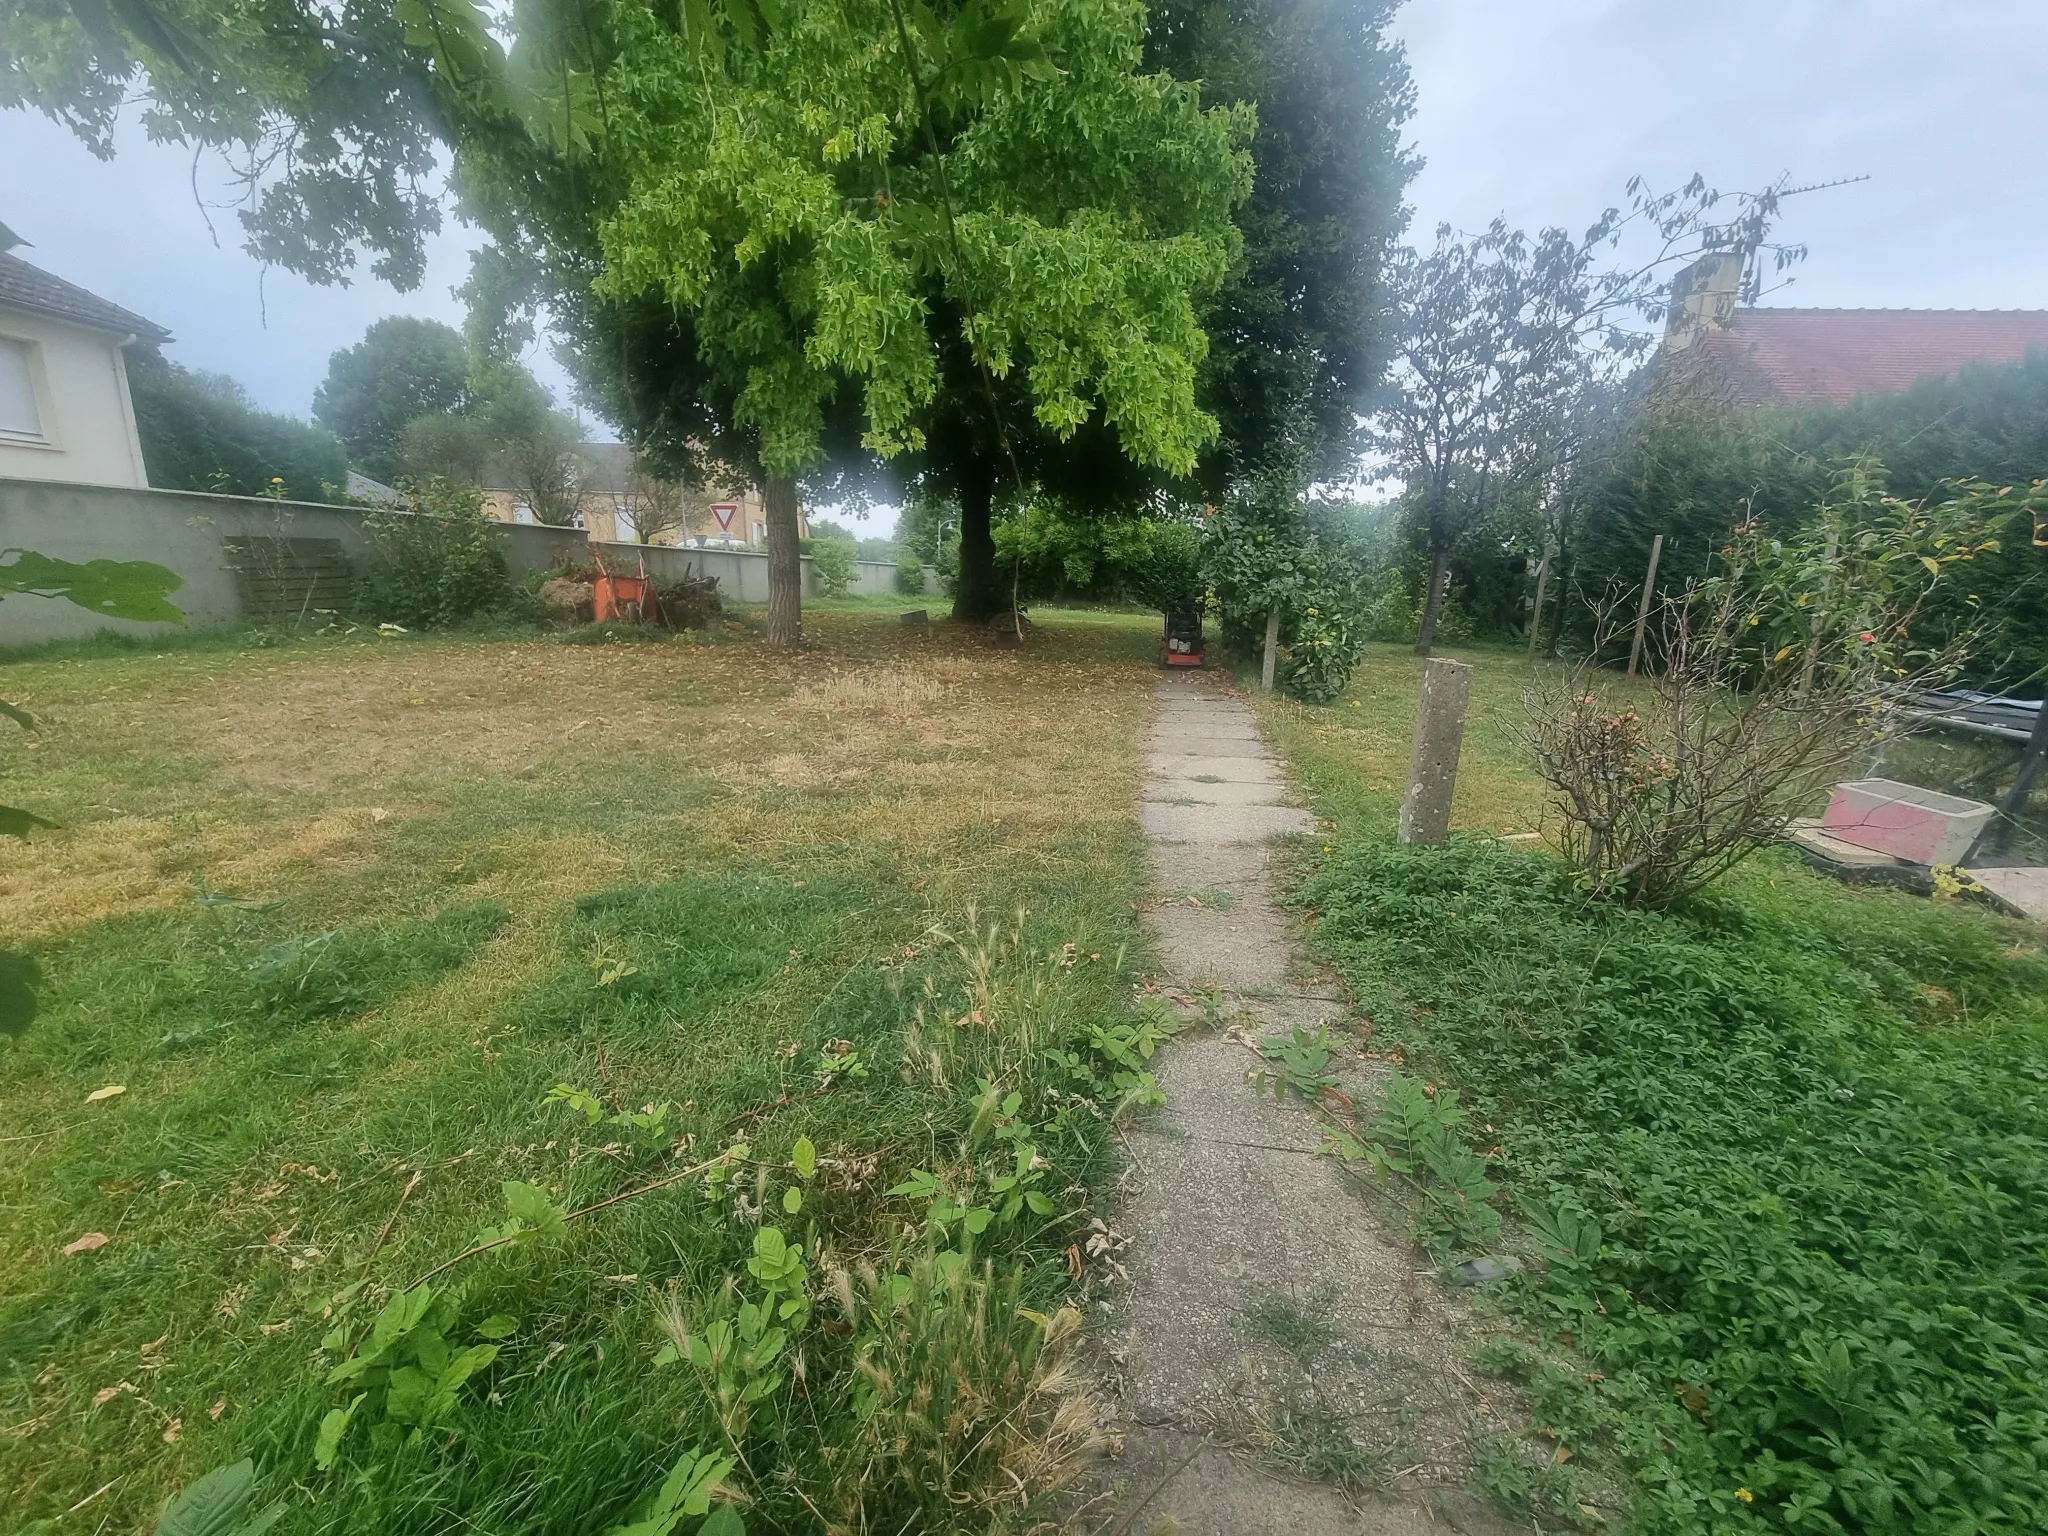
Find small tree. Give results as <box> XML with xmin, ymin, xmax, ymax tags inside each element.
<box><xmin>622</xmin><ymin>461</ymin><xmax>690</xmax><ymax>545</ymax></box>
<box><xmin>800</xmin><ymin>535</ymin><xmax>858</xmax><ymax>597</ymax></box>
<box><xmin>1522</xmin><ymin>463</ymin><xmax>2032</xmax><ymax>908</ymax></box>
<box><xmin>1381</xmin><ymin>176</ymin><xmax>1814</xmax><ymax>656</ymax></box>
<box><xmin>475</xmin><ymin>364</ymin><xmax>585</xmax><ymax>526</ymax></box>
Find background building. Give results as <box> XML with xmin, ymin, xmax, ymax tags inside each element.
<box><xmin>480</xmin><ymin>443</ymin><xmax>791</xmax><ymax>547</ymax></box>
<box><xmin>0</xmin><ymin>222</ymin><xmax>168</xmax><ymax>489</ymax></box>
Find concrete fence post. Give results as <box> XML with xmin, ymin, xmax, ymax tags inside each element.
<box><xmin>1261</xmin><ymin>606</ymin><xmax>1281</xmax><ymax>692</ymax></box>
<box><xmin>1526</xmin><ymin>547</ymin><xmax>1552</xmax><ymax>656</ymax></box>
<box><xmin>1398</xmin><ymin>657</ymin><xmax>1474</xmax><ymax>846</ymax></box>
<box><xmin>1626</xmin><ymin>533</ymin><xmax>1664</xmax><ymax>678</ymax></box>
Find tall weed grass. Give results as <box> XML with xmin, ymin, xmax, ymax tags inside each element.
<box><xmin>4</xmin><ymin>870</ymin><xmax>1145</xmax><ymax>1533</ymax></box>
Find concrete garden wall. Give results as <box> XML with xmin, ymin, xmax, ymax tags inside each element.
<box><xmin>0</xmin><ymin>478</ymin><xmax>375</xmax><ymax>644</ymax></box>
<box><xmin>0</xmin><ymin>477</ymin><xmax>937</xmax><ymax>646</ymax></box>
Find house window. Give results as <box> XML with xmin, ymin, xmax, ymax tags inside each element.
<box><xmin>0</xmin><ymin>337</ymin><xmax>44</xmax><ymax>441</ymax></box>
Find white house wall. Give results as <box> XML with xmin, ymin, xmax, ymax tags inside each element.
<box><xmin>0</xmin><ymin>307</ymin><xmax>149</xmax><ymax>488</ymax></box>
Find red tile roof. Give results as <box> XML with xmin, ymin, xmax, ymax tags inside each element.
<box><xmin>1695</xmin><ymin>308</ymin><xmax>2048</xmax><ymax>406</ymax></box>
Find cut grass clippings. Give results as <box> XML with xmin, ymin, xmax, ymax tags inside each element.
<box><xmin>1266</xmin><ymin>647</ymin><xmax>2048</xmax><ymax>1534</ymax></box>
<box><xmin>1</xmin><ymin>609</ymin><xmax>1162</xmax><ymax>1533</ymax></box>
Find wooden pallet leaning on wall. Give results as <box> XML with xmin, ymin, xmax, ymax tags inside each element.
<box><xmin>221</xmin><ymin>536</ymin><xmax>355</xmax><ymax>622</ymax></box>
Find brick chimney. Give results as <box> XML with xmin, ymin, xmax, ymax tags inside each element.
<box><xmin>1664</xmin><ymin>251</ymin><xmax>1744</xmax><ymax>351</ymax></box>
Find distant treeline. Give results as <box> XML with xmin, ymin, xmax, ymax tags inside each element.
<box><xmin>1396</xmin><ymin>350</ymin><xmax>2048</xmax><ymax>685</ymax></box>
<box><xmin>129</xmin><ymin>348</ymin><xmax>348</xmax><ymax>502</ymax></box>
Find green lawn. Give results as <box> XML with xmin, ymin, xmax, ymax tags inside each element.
<box><xmin>1</xmin><ymin>609</ymin><xmax>1162</xmax><ymax>1534</ymax></box>
<box><xmin>1258</xmin><ymin>645</ymin><xmax>2048</xmax><ymax>1535</ymax></box>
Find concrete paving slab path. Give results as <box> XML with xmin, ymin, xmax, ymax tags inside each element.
<box><xmin>1143</xmin><ymin>778</ymin><xmax>1294</xmax><ymax>809</ymax></box>
<box><xmin>1144</xmin><ymin>753</ymin><xmax>1287</xmax><ymax>784</ymax></box>
<box><xmin>1084</xmin><ymin>672</ymin><xmax>1522</xmax><ymax>1536</ymax></box>
<box><xmin>1967</xmin><ymin>864</ymin><xmax>2048</xmax><ymax>922</ymax></box>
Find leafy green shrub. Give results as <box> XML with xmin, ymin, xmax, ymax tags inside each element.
<box><xmin>1280</xmin><ymin>596</ymin><xmax>1366</xmax><ymax>704</ymax></box>
<box><xmin>800</xmin><ymin>535</ymin><xmax>857</xmax><ymax>597</ymax></box>
<box><xmin>895</xmin><ymin>546</ymin><xmax>928</xmax><ymax>595</ymax></box>
<box><xmin>1574</xmin><ymin>355</ymin><xmax>2048</xmax><ymax>686</ymax></box>
<box><xmin>360</xmin><ymin>478</ymin><xmax>512</xmax><ymax>628</ymax></box>
<box><xmin>1206</xmin><ymin>489</ymin><xmax>1370</xmax><ymax>702</ymax></box>
<box><xmin>1129</xmin><ymin>520</ymin><xmax>1206</xmax><ymax>614</ymax></box>
<box><xmin>1303</xmin><ymin>839</ymin><xmax>2048</xmax><ymax>1533</ymax></box>
<box><xmin>317</xmin><ymin>1284</ymin><xmax>514</xmax><ymax>1467</ymax></box>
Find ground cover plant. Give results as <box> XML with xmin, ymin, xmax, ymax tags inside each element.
<box><xmin>0</xmin><ymin>609</ymin><xmax>1162</xmax><ymax>1533</ymax></box>
<box><xmin>1260</xmin><ymin>647</ymin><xmax>2048</xmax><ymax>1533</ymax></box>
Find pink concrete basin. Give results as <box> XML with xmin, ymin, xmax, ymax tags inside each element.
<box><xmin>1821</xmin><ymin>778</ymin><xmax>1995</xmax><ymax>868</ymax></box>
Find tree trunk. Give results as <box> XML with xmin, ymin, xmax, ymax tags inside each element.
<box><xmin>1415</xmin><ymin>543</ymin><xmax>1452</xmax><ymax>657</ymax></box>
<box><xmin>764</xmin><ymin>473</ymin><xmax>803</xmax><ymax>647</ymax></box>
<box><xmin>951</xmin><ymin>451</ymin><xmax>1000</xmax><ymax>623</ymax></box>
<box><xmin>1544</xmin><ymin>555</ymin><xmax>1571</xmax><ymax>657</ymax></box>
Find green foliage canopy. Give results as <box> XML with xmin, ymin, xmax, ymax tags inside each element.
<box><xmin>1144</xmin><ymin>0</ymin><xmax>1415</xmax><ymax>494</ymax></box>
<box><xmin>1205</xmin><ymin>485</ymin><xmax>1368</xmax><ymax>700</ymax></box>
<box><xmin>590</xmin><ymin>0</ymin><xmax>1253</xmax><ymax>482</ymax></box>
<box><xmin>312</xmin><ymin>316</ymin><xmax>472</xmax><ymax>483</ymax></box>
<box><xmin>127</xmin><ymin>350</ymin><xmax>348</xmax><ymax>500</ymax></box>
<box><xmin>991</xmin><ymin>501</ymin><xmax>1182</xmax><ymax>604</ymax></box>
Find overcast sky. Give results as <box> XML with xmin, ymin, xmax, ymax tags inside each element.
<box><xmin>3</xmin><ymin>0</ymin><xmax>2043</xmax><ymax>517</ymax></box>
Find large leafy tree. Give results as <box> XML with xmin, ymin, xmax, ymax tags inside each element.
<box><xmin>313</xmin><ymin>315</ymin><xmax>472</xmax><ymax>483</ymax></box>
<box><xmin>905</xmin><ymin>0</ymin><xmax>1416</xmax><ymax>623</ymax></box>
<box><xmin>1145</xmin><ymin>0</ymin><xmax>1414</xmax><ymax>495</ymax></box>
<box><xmin>583</xmin><ymin>0</ymin><xmax>1253</xmax><ymax>631</ymax></box>
<box><xmin>6</xmin><ymin>0</ymin><xmax>1252</xmax><ymax>641</ymax></box>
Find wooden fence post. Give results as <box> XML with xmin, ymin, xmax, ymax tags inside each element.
<box><xmin>1398</xmin><ymin>657</ymin><xmax>1474</xmax><ymax>846</ymax></box>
